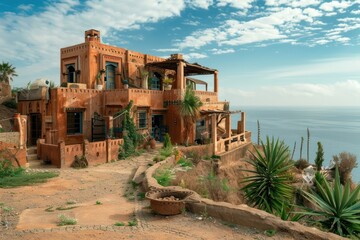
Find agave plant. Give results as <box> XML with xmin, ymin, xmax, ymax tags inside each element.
<box><xmin>242</xmin><ymin>137</ymin><xmax>294</xmax><ymax>215</ymax></box>
<box><xmin>301</xmin><ymin>168</ymin><xmax>360</xmax><ymax>238</ymax></box>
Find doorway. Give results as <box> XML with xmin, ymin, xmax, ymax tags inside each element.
<box><xmin>151</xmin><ymin>114</ymin><xmax>164</xmax><ymax>141</ymax></box>
<box><xmin>29</xmin><ymin>113</ymin><xmax>41</xmax><ymax>146</ymax></box>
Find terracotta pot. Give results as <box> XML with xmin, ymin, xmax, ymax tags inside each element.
<box><xmin>150</xmin><ymin>139</ymin><xmax>156</xmax><ymax>149</ymax></box>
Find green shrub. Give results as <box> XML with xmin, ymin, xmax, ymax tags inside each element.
<box><xmin>242</xmin><ymin>137</ymin><xmax>294</xmax><ymax>215</ymax></box>
<box><xmin>159</xmin><ymin>147</ymin><xmax>173</xmax><ymax>158</ymax></box>
<box><xmin>163</xmin><ymin>133</ymin><xmax>172</xmax><ymax>149</ymax></box>
<box><xmin>0</xmin><ymin>159</ymin><xmax>24</xmax><ymax>178</ymax></box>
<box><xmin>128</xmin><ymin>218</ymin><xmax>137</xmax><ymax>226</ymax></box>
<box><xmin>58</xmin><ymin>214</ymin><xmax>77</xmax><ymax>226</ymax></box>
<box><xmin>314</xmin><ymin>142</ymin><xmax>324</xmax><ymax>171</ymax></box>
<box><xmin>332</xmin><ymin>152</ymin><xmax>358</xmax><ymax>184</ymax></box>
<box><xmin>114</xmin><ymin>222</ymin><xmax>125</xmax><ymax>226</ymax></box>
<box><xmin>118</xmin><ymin>135</ymin><xmax>136</xmax><ymax>159</ymax></box>
<box><xmin>177</xmin><ymin>157</ymin><xmax>193</xmax><ymax>168</ymax></box>
<box><xmin>294</xmin><ymin>159</ymin><xmax>309</xmax><ymax>170</ymax></box>
<box><xmin>0</xmin><ymin>171</ymin><xmax>59</xmax><ymax>188</ymax></box>
<box><xmin>301</xmin><ymin>168</ymin><xmax>360</xmax><ymax>238</ymax></box>
<box><xmin>2</xmin><ymin>99</ymin><xmax>17</xmax><ymax>109</ymax></box>
<box><xmin>153</xmin><ymin>168</ymin><xmax>175</xmax><ymax>186</ymax></box>
<box><xmin>71</xmin><ymin>155</ymin><xmax>88</xmax><ymax>168</ymax></box>
<box><xmin>187</xmin><ymin>151</ymin><xmax>202</xmax><ymax>164</ymax></box>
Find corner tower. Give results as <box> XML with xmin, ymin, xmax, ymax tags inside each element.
<box><xmin>85</xmin><ymin>29</ymin><xmax>101</xmax><ymax>43</ymax></box>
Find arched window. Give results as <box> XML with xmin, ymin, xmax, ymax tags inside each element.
<box><xmin>66</xmin><ymin>65</ymin><xmax>76</xmax><ymax>83</ymax></box>
<box><xmin>105</xmin><ymin>62</ymin><xmax>117</xmax><ymax>89</ymax></box>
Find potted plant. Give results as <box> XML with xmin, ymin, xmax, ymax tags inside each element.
<box><xmin>96</xmin><ymin>70</ymin><xmax>105</xmax><ymax>90</ymax></box>
<box><xmin>123</xmin><ymin>79</ymin><xmax>129</xmax><ymax>89</ymax></box>
<box><xmin>163</xmin><ymin>76</ymin><xmax>173</xmax><ymax>90</ymax></box>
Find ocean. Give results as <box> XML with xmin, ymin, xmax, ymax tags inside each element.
<box><xmin>231</xmin><ymin>106</ymin><xmax>360</xmax><ymax>183</ymax></box>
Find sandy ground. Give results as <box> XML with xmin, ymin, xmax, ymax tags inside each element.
<box><xmin>0</xmin><ymin>149</ymin><xmax>295</xmax><ymax>240</ymax></box>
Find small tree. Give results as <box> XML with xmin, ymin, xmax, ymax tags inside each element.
<box><xmin>179</xmin><ymin>85</ymin><xmax>202</xmax><ymax>146</ymax></box>
<box><xmin>314</xmin><ymin>141</ymin><xmax>324</xmax><ymax>171</ymax></box>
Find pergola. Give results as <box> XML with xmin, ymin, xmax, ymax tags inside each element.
<box><xmin>145</xmin><ymin>55</ymin><xmax>219</xmax><ymax>92</ymax></box>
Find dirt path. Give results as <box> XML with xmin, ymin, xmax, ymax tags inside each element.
<box><xmin>0</xmin><ymin>149</ymin><xmax>294</xmax><ymax>240</ymax></box>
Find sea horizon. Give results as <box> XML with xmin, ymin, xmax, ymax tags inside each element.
<box><xmin>230</xmin><ymin>105</ymin><xmax>360</xmax><ymax>183</ymax></box>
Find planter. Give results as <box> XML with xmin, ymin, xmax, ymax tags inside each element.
<box><xmin>149</xmin><ymin>138</ymin><xmax>156</xmax><ymax>149</ymax></box>
<box><xmin>124</xmin><ymin>84</ymin><xmax>129</xmax><ymax>89</ymax></box>
<box><xmin>164</xmin><ymin>85</ymin><xmax>172</xmax><ymax>90</ymax></box>
<box><xmin>96</xmin><ymin>84</ymin><xmax>103</xmax><ymax>90</ymax></box>
<box><xmin>146</xmin><ymin>189</ymin><xmax>193</xmax><ymax>215</ymax></box>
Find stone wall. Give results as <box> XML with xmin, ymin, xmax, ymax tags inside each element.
<box><xmin>0</xmin><ymin>132</ymin><xmax>20</xmax><ymax>147</ymax></box>
<box><xmin>143</xmin><ymin>155</ymin><xmax>345</xmax><ymax>240</ymax></box>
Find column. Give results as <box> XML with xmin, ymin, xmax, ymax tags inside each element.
<box><xmin>225</xmin><ymin>114</ymin><xmax>231</xmax><ymax>138</ymax></box>
<box><xmin>211</xmin><ymin>114</ymin><xmax>217</xmax><ymax>153</ymax></box>
<box><xmin>214</xmin><ymin>71</ymin><xmax>218</xmax><ymax>93</ymax></box>
<box><xmin>176</xmin><ymin>61</ymin><xmax>185</xmax><ymax>89</ymax></box>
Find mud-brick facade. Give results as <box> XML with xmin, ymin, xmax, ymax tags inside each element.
<box><xmin>17</xmin><ymin>29</ymin><xmax>249</xmax><ymax>163</ymax></box>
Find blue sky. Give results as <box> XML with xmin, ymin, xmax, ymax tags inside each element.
<box><xmin>1</xmin><ymin>0</ymin><xmax>359</xmax><ymax>106</ymax></box>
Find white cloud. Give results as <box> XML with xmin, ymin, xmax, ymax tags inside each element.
<box><xmin>18</xmin><ymin>4</ymin><xmax>34</xmax><ymax>11</ymax></box>
<box><xmin>186</xmin><ymin>0</ymin><xmax>213</xmax><ymax>9</ymax></box>
<box><xmin>315</xmin><ymin>39</ymin><xmax>330</xmax><ymax>45</ymax></box>
<box><xmin>319</xmin><ymin>0</ymin><xmax>352</xmax><ymax>12</ymax></box>
<box><xmin>177</xmin><ymin>7</ymin><xmax>315</xmax><ymax>49</ymax></box>
<box><xmin>154</xmin><ymin>48</ymin><xmax>181</xmax><ymax>52</ymax></box>
<box><xmin>0</xmin><ymin>0</ymin><xmax>186</xmax><ymax>87</ymax></box>
<box><xmin>183</xmin><ymin>20</ymin><xmax>201</xmax><ymax>26</ymax></box>
<box><xmin>303</xmin><ymin>8</ymin><xmax>323</xmax><ymax>17</ymax></box>
<box><xmin>266</xmin><ymin>0</ymin><xmax>320</xmax><ymax>7</ymax></box>
<box><xmin>217</xmin><ymin>0</ymin><xmax>255</xmax><ymax>9</ymax></box>
<box><xmin>183</xmin><ymin>52</ymin><xmax>208</xmax><ymax>60</ymax></box>
<box><xmin>222</xmin><ymin>80</ymin><xmax>360</xmax><ymax>106</ymax></box>
<box><xmin>210</xmin><ymin>48</ymin><xmax>235</xmax><ymax>54</ymax></box>
<box><xmin>265</xmin><ymin>55</ymin><xmax>360</xmax><ymax>79</ymax></box>
<box><xmin>351</xmin><ymin>10</ymin><xmax>360</xmax><ymax>15</ymax></box>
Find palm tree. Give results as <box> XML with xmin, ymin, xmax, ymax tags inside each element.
<box><xmin>180</xmin><ymin>84</ymin><xmax>202</xmax><ymax>146</ymax></box>
<box><xmin>0</xmin><ymin>62</ymin><xmax>18</xmax><ymax>84</ymax></box>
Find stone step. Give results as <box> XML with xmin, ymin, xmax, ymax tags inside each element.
<box><xmin>27</xmin><ymin>146</ymin><xmax>37</xmax><ymax>155</ymax></box>
<box><xmin>27</xmin><ymin>154</ymin><xmax>39</xmax><ymax>161</ymax></box>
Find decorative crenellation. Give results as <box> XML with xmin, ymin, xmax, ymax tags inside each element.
<box><xmin>61</xmin><ymin>44</ymin><xmax>88</xmax><ymax>54</ymax></box>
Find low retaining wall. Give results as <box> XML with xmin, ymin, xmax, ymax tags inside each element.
<box><xmin>38</xmin><ymin>138</ymin><xmax>124</xmax><ymax>168</ymax></box>
<box><xmin>143</xmin><ymin>156</ymin><xmax>344</xmax><ymax>240</ymax></box>
<box><xmin>178</xmin><ymin>144</ymin><xmax>214</xmax><ymax>158</ymax></box>
<box><xmin>0</xmin><ymin>141</ymin><xmax>26</xmax><ymax>167</ymax></box>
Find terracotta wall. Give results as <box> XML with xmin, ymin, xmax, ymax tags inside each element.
<box><xmin>39</xmin><ymin>138</ymin><xmax>124</xmax><ymax>168</ymax></box>
<box><xmin>0</xmin><ymin>141</ymin><xmax>27</xmax><ymax>167</ymax></box>
<box><xmin>53</xmin><ymin>88</ymin><xmax>103</xmax><ymax>144</ymax></box>
<box><xmin>86</xmin><ymin>140</ymin><xmax>107</xmax><ymax>166</ymax></box>
<box><xmin>40</xmin><ymin>143</ymin><xmax>61</xmax><ymax>167</ymax></box>
<box><xmin>218</xmin><ymin>142</ymin><xmax>252</xmax><ymax>163</ymax></box>
<box><xmin>109</xmin><ymin>139</ymin><xmax>123</xmax><ymax>161</ymax></box>
<box><xmin>64</xmin><ymin>143</ymin><xmax>83</xmax><ymax>167</ymax></box>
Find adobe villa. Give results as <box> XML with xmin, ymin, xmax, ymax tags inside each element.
<box><xmin>15</xmin><ymin>29</ymin><xmax>250</xmax><ymax>167</ymax></box>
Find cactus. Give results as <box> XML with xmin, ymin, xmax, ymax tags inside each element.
<box><xmin>257</xmin><ymin>120</ymin><xmax>260</xmax><ymax>145</ymax></box>
<box><xmin>307</xmin><ymin>128</ymin><xmax>310</xmax><ymax>163</ymax></box>
<box><xmin>291</xmin><ymin>141</ymin><xmax>296</xmax><ymax>161</ymax></box>
<box><xmin>300</xmin><ymin>136</ymin><xmax>304</xmax><ymax>160</ymax></box>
